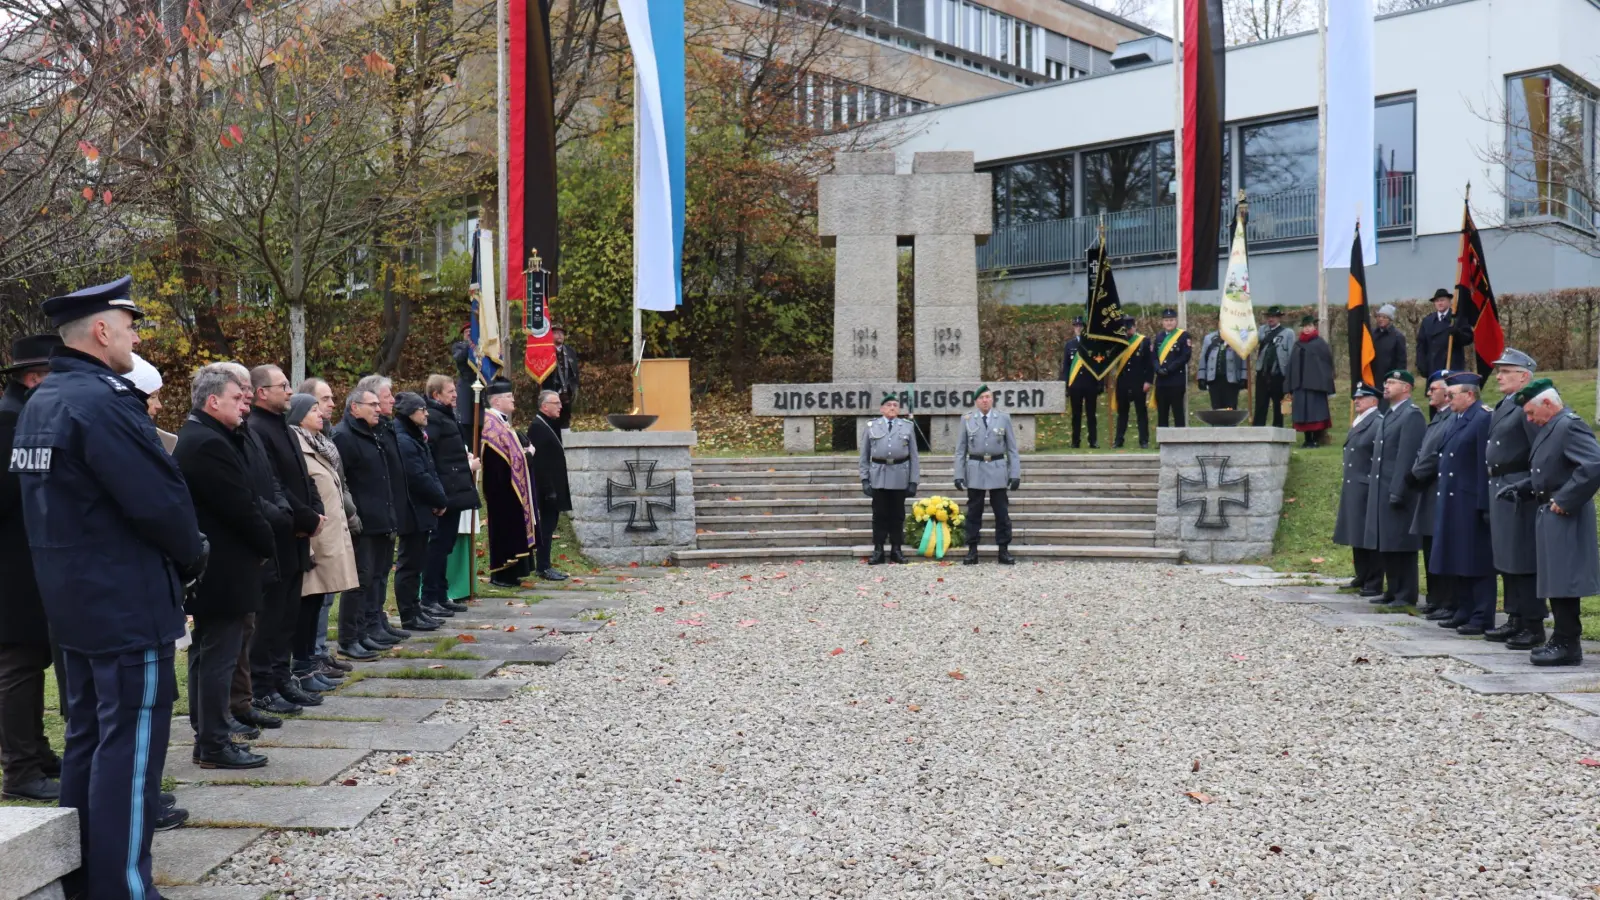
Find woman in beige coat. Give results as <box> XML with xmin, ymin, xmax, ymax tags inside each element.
<box><xmin>290</xmin><ymin>395</ymin><xmax>360</xmax><ymax>599</ymax></box>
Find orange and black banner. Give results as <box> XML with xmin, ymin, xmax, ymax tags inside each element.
<box><xmin>1346</xmin><ymin>225</ymin><xmax>1376</xmax><ymax>390</ymax></box>
<box><xmin>509</xmin><ymin>0</ymin><xmax>560</xmax><ymax>380</ymax></box>
<box><xmin>1178</xmin><ymin>0</ymin><xmax>1225</xmax><ymax>292</ymax></box>
<box><xmin>1454</xmin><ymin>204</ymin><xmax>1505</xmax><ymax>375</ymax></box>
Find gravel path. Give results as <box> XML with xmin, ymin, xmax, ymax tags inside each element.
<box><xmin>215</xmin><ymin>563</ymin><xmax>1600</xmax><ymax>898</ymax></box>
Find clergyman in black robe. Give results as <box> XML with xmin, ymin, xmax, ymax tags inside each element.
<box><xmin>479</xmin><ymin>381</ymin><xmax>535</xmax><ymax>586</ymax></box>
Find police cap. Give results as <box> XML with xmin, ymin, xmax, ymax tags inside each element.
<box><xmin>1491</xmin><ymin>347</ymin><xmax>1537</xmax><ymax>371</ymax></box>
<box><xmin>1161</xmin><ymin>308</ymin><xmax>1177</xmax><ymax>318</ymax></box>
<box><xmin>1352</xmin><ymin>383</ymin><xmax>1380</xmax><ymax>400</ymax></box>
<box><xmin>1445</xmin><ymin>372</ymin><xmax>1483</xmax><ymax>388</ymax></box>
<box><xmin>1</xmin><ymin>333</ymin><xmax>62</xmax><ymax>374</ymax></box>
<box><xmin>1428</xmin><ymin>369</ymin><xmax>1454</xmax><ymax>385</ymax></box>
<box><xmin>41</xmin><ymin>276</ymin><xmax>142</xmax><ymax>327</ymax></box>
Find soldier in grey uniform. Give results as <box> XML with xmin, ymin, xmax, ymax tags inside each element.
<box><xmin>954</xmin><ymin>386</ymin><xmax>1020</xmax><ymax>566</ymax></box>
<box><xmin>1364</xmin><ymin>370</ymin><xmax>1427</xmax><ymax>608</ymax></box>
<box><xmin>1335</xmin><ymin>384</ymin><xmax>1383</xmax><ymax>596</ymax></box>
<box><xmin>1408</xmin><ymin>370</ymin><xmax>1458</xmax><ymax>619</ymax></box>
<box><xmin>859</xmin><ymin>395</ymin><xmax>920</xmax><ymax>565</ymax></box>
<box><xmin>1512</xmin><ymin>379</ymin><xmax>1600</xmax><ymax>666</ymax></box>
<box><xmin>1484</xmin><ymin>348</ymin><xmax>1544</xmax><ymax>648</ymax></box>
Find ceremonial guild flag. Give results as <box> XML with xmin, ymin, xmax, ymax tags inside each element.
<box><xmin>1346</xmin><ymin>225</ymin><xmax>1376</xmax><ymax>390</ymax></box>
<box><xmin>1217</xmin><ymin>201</ymin><xmax>1259</xmax><ymax>359</ymax></box>
<box><xmin>1321</xmin><ymin>0</ymin><xmax>1377</xmax><ymax>269</ymax></box>
<box><xmin>508</xmin><ymin>0</ymin><xmax>560</xmax><ymax>370</ymax></box>
<box><xmin>469</xmin><ymin>229</ymin><xmax>502</xmax><ymax>382</ymax></box>
<box><xmin>524</xmin><ymin>261</ymin><xmax>556</xmax><ymax>381</ymax></box>
<box><xmin>1178</xmin><ymin>0</ymin><xmax>1225</xmax><ymax>292</ymax></box>
<box><xmin>618</xmin><ymin>0</ymin><xmax>685</xmax><ymax>312</ymax></box>
<box><xmin>1454</xmin><ymin>203</ymin><xmax>1505</xmax><ymax>376</ymax></box>
<box><xmin>1077</xmin><ymin>239</ymin><xmax>1131</xmax><ymax>381</ymax></box>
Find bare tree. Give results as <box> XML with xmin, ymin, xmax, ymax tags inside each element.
<box><xmin>1224</xmin><ymin>0</ymin><xmax>1313</xmax><ymax>44</ymax></box>
<box><xmin>1077</xmin><ymin>0</ymin><xmax>1163</xmax><ymax>29</ymax></box>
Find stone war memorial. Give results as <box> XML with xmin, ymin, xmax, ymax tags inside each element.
<box><xmin>753</xmin><ymin>150</ymin><xmax>1065</xmax><ymax>452</ymax></box>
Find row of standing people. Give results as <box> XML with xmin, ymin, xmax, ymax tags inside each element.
<box><xmin>1333</xmin><ymin>350</ymin><xmax>1600</xmax><ymax>667</ymax></box>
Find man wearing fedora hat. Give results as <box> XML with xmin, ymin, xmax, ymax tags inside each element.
<box><xmin>1415</xmin><ymin>288</ymin><xmax>1467</xmax><ymax>384</ymax></box>
<box><xmin>0</xmin><ymin>333</ymin><xmax>65</xmax><ymax>802</ymax></box>
<box><xmin>1252</xmin><ymin>306</ymin><xmax>1295</xmax><ymax>427</ymax></box>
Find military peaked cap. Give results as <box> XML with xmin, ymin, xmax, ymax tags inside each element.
<box><xmin>1445</xmin><ymin>372</ymin><xmax>1483</xmax><ymax>388</ymax></box>
<box><xmin>1491</xmin><ymin>348</ymin><xmax>1537</xmax><ymax>371</ymax></box>
<box><xmin>1352</xmin><ymin>383</ymin><xmax>1381</xmax><ymax>399</ymax></box>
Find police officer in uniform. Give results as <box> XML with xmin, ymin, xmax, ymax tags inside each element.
<box><xmin>1512</xmin><ymin>379</ymin><xmax>1600</xmax><ymax>666</ymax></box>
<box><xmin>1059</xmin><ymin>317</ymin><xmax>1100</xmax><ymax>449</ymax></box>
<box><xmin>1152</xmin><ymin>308</ymin><xmax>1191</xmax><ymax>429</ymax></box>
<box><xmin>1484</xmin><ymin>349</ymin><xmax>1543</xmax><ymax>648</ymax></box>
<box><xmin>1334</xmin><ymin>384</ymin><xmax>1383</xmax><ymax>596</ymax></box>
<box><xmin>859</xmin><ymin>394</ymin><xmax>919</xmax><ymax>565</ymax></box>
<box><xmin>1432</xmin><ymin>372</ymin><xmax>1497</xmax><ymax>634</ymax></box>
<box><xmin>954</xmin><ymin>386</ymin><xmax>1020</xmax><ymax>565</ymax></box>
<box><xmin>9</xmin><ymin>277</ymin><xmax>208</xmax><ymax>900</ymax></box>
<box><xmin>1408</xmin><ymin>371</ymin><xmax>1458</xmax><ymax>619</ymax></box>
<box><xmin>1363</xmin><ymin>370</ymin><xmax>1426</xmax><ymax>608</ymax></box>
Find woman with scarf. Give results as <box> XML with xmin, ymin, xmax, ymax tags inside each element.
<box><xmin>289</xmin><ymin>393</ymin><xmax>359</xmax><ymax>684</ymax></box>
<box><xmin>1287</xmin><ymin>315</ymin><xmax>1336</xmax><ymax>447</ymax></box>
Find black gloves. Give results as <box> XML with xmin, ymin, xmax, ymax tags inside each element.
<box><xmin>1198</xmin><ymin>380</ymin><xmax>1208</xmax><ymax>391</ymax></box>
<box><xmin>1495</xmin><ymin>482</ymin><xmax>1534</xmax><ymax>502</ymax></box>
<box><xmin>907</xmin><ymin>483</ymin><xmax>919</xmax><ymax>496</ymax></box>
<box><xmin>861</xmin><ymin>479</ymin><xmax>872</xmax><ymax>497</ymax></box>
<box><xmin>1389</xmin><ymin>494</ymin><xmax>1405</xmax><ymax>509</ymax></box>
<box><xmin>1403</xmin><ymin>471</ymin><xmax>1421</xmax><ymax>490</ymax></box>
<box><xmin>1008</xmin><ymin>478</ymin><xmax>1021</xmax><ymax>491</ymax></box>
<box><xmin>181</xmin><ymin>533</ymin><xmax>211</xmax><ymax>587</ymax></box>
<box><xmin>954</xmin><ymin>479</ymin><xmax>967</xmax><ymax>492</ymax></box>
<box><xmin>1480</xmin><ymin>510</ymin><xmax>1492</xmax><ymax>525</ymax></box>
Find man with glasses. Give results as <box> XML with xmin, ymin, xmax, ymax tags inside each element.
<box><xmin>1430</xmin><ymin>373</ymin><xmax>1497</xmax><ymax>635</ymax></box>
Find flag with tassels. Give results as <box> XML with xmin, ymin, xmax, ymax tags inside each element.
<box><xmin>469</xmin><ymin>228</ymin><xmax>502</xmax><ymax>382</ymax></box>
<box><xmin>1217</xmin><ymin>198</ymin><xmax>1259</xmax><ymax>358</ymax></box>
<box><xmin>1346</xmin><ymin>224</ymin><xmax>1376</xmax><ymax>391</ymax></box>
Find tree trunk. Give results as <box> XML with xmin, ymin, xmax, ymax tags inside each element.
<box><xmin>729</xmin><ymin>232</ymin><xmax>750</xmax><ymax>390</ymax></box>
<box><xmin>374</xmin><ymin>255</ymin><xmax>413</xmax><ymax>375</ymax></box>
<box><xmin>289</xmin><ymin>301</ymin><xmax>307</xmax><ymax>385</ymax></box>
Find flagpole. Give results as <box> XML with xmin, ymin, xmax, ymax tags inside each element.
<box><xmin>496</xmin><ymin>0</ymin><xmax>510</xmax><ymax>363</ymax></box>
<box><xmin>1446</xmin><ymin>182</ymin><xmax>1470</xmax><ymax>368</ymax></box>
<box><xmin>1315</xmin><ymin>0</ymin><xmax>1329</xmax><ymax>336</ymax></box>
<box><xmin>631</xmin><ymin>68</ymin><xmax>645</xmax><ymax>414</ymax></box>
<box><xmin>1172</xmin><ymin>0</ymin><xmax>1185</xmax><ymax>333</ymax></box>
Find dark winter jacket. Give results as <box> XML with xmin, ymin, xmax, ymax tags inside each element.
<box><xmin>396</xmin><ymin>417</ymin><xmax>449</xmax><ymax>535</ymax></box>
<box><xmin>525</xmin><ymin>413</ymin><xmax>572</xmax><ymax>512</ymax></box>
<box><xmin>239</xmin><ymin>416</ymin><xmax>292</xmax><ymax>586</ymax></box>
<box><xmin>333</xmin><ymin>415</ymin><xmax>400</xmax><ymax>535</ymax></box>
<box><xmin>0</xmin><ymin>380</ymin><xmax>46</xmax><ymax>645</ymax></box>
<box><xmin>174</xmin><ymin>411</ymin><xmax>277</xmax><ymax>618</ymax></box>
<box><xmin>377</xmin><ymin>416</ymin><xmax>415</xmax><ymax>535</ymax></box>
<box><xmin>425</xmin><ymin>396</ymin><xmax>480</xmax><ymax>511</ymax></box>
<box><xmin>247</xmin><ymin>405</ymin><xmax>322</xmax><ymax>574</ymax></box>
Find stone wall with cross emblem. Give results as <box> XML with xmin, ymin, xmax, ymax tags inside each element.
<box><xmin>1154</xmin><ymin>427</ymin><xmax>1297</xmax><ymax>562</ymax></box>
<box><xmin>565</xmin><ymin>431</ymin><xmax>697</xmax><ymax>566</ymax></box>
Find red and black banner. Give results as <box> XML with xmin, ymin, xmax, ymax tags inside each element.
<box><xmin>1346</xmin><ymin>225</ymin><xmax>1376</xmax><ymax>391</ymax></box>
<box><xmin>1178</xmin><ymin>0</ymin><xmax>1225</xmax><ymax>292</ymax></box>
<box><xmin>1454</xmin><ymin>204</ymin><xmax>1505</xmax><ymax>376</ymax></box>
<box><xmin>509</xmin><ymin>0</ymin><xmax>560</xmax><ymax>380</ymax></box>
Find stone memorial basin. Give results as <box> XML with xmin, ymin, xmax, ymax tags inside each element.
<box><xmin>1194</xmin><ymin>409</ymin><xmax>1250</xmax><ymax>427</ymax></box>
<box><xmin>607</xmin><ymin>413</ymin><xmax>659</xmax><ymax>431</ymax></box>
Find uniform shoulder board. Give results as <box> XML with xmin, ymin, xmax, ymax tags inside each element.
<box><xmin>99</xmin><ymin>374</ymin><xmax>130</xmax><ymax>393</ymax></box>
<box><xmin>1480</xmin><ymin>403</ymin><xmax>1492</xmax><ymax>412</ymax></box>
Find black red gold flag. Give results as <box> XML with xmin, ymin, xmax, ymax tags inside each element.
<box><xmin>1178</xmin><ymin>0</ymin><xmax>1225</xmax><ymax>292</ymax></box>
<box><xmin>1453</xmin><ymin>203</ymin><xmax>1505</xmax><ymax>376</ymax></box>
<box><xmin>1346</xmin><ymin>225</ymin><xmax>1376</xmax><ymax>391</ymax></box>
<box><xmin>509</xmin><ymin>0</ymin><xmax>560</xmax><ymax>380</ymax></box>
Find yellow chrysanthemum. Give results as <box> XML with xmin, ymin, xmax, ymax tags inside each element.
<box><xmin>952</xmin><ymin>516</ymin><xmax>964</xmax><ymax>526</ymax></box>
<box><xmin>934</xmin><ymin>509</ymin><xmax>948</xmax><ymax>522</ymax></box>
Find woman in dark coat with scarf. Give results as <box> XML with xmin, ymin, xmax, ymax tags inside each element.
<box><xmin>1287</xmin><ymin>316</ymin><xmax>1335</xmax><ymax>447</ymax></box>
<box><xmin>393</xmin><ymin>393</ymin><xmax>449</xmax><ymax>630</ymax></box>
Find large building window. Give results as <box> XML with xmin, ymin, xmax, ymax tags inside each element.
<box><xmin>929</xmin><ymin>0</ymin><xmax>1043</xmax><ymax>75</ymax></box>
<box><xmin>1083</xmin><ymin>141</ymin><xmax>1155</xmax><ymax>213</ymax></box>
<box><xmin>1507</xmin><ymin>71</ymin><xmax>1597</xmax><ymax>229</ymax></box>
<box><xmin>1240</xmin><ymin>115</ymin><xmax>1318</xmax><ymax>197</ymax></box>
<box><xmin>1375</xmin><ymin>97</ymin><xmax>1416</xmax><ymax>229</ymax></box>
<box><xmin>988</xmin><ymin>156</ymin><xmax>1073</xmax><ymax>227</ymax></box>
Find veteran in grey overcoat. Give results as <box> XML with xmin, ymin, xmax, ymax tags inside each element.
<box><xmin>1515</xmin><ymin>379</ymin><xmax>1600</xmax><ymax>666</ymax></box>
<box><xmin>859</xmin><ymin>395</ymin><xmax>920</xmax><ymax>564</ymax></box>
<box><xmin>1334</xmin><ymin>385</ymin><xmax>1383</xmax><ymax>595</ymax></box>
<box><xmin>1364</xmin><ymin>372</ymin><xmax>1427</xmax><ymax>605</ymax></box>
<box><xmin>954</xmin><ymin>386</ymin><xmax>1021</xmax><ymax>565</ymax></box>
<box><xmin>1486</xmin><ymin>349</ymin><xmax>1542</xmax><ymax>638</ymax></box>
<box><xmin>1407</xmin><ymin>372</ymin><xmax>1457</xmax><ymax>617</ymax></box>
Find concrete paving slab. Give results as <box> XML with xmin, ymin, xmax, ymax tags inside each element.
<box><xmin>297</xmin><ymin>697</ymin><xmax>445</xmax><ymax>724</ymax></box>
<box><xmin>1449</xmin><ymin>654</ymin><xmax>1600</xmax><ymax>674</ymax></box>
<box><xmin>522</xmin><ymin>593</ymin><xmax>630</xmax><ymax>610</ymax></box>
<box><xmin>448</xmin><ymin>616</ymin><xmax>603</xmax><ymax>633</ymax></box>
<box><xmin>160</xmin><ymin>885</ymin><xmax>269</xmax><ymax>900</ymax></box>
<box><xmin>1368</xmin><ymin>639</ymin><xmax>1522</xmax><ymax>658</ymax></box>
<box><xmin>1262</xmin><ymin>590</ymin><xmax>1353</xmax><ymax>604</ymax></box>
<box><xmin>1223</xmin><ymin>577</ymin><xmax>1342</xmax><ymax>588</ymax></box>
<box><xmin>1442</xmin><ymin>672</ymin><xmax>1600</xmax><ymax>694</ymax></box>
<box><xmin>496</xmin><ymin>645</ymin><xmax>570</xmax><ymax>666</ymax></box>
<box><xmin>249</xmin><ymin>721</ymin><xmax>473</xmax><ymax>752</ymax></box>
<box><xmin>1188</xmin><ymin>564</ymin><xmax>1275</xmax><ymax>574</ymax></box>
<box><xmin>1547</xmin><ymin>718</ymin><xmax>1600</xmax><ymax>747</ymax></box>
<box><xmin>173</xmin><ymin>785</ymin><xmax>397</xmax><ymax>830</ymax></box>
<box><xmin>336</xmin><ymin>678</ymin><xmax>526</xmax><ymax>700</ymax></box>
<box><xmin>1551</xmin><ymin>693</ymin><xmax>1600</xmax><ymax>715</ymax></box>
<box><xmin>154</xmin><ymin>828</ymin><xmax>263</xmax><ymax>885</ymax></box>
<box><xmin>1307</xmin><ymin>612</ymin><xmax>1418</xmax><ymax>627</ymax></box>
<box><xmin>1368</xmin><ymin>623</ymin><xmax>1434</xmax><ymax>639</ymax></box>
<box><xmin>165</xmin><ymin>747</ymin><xmax>369</xmax><ymax>786</ymax></box>
<box><xmin>349</xmin><ymin>658</ymin><xmax>505</xmax><ymax>678</ymax></box>
<box><xmin>1313</xmin><ymin>600</ymin><xmax>1419</xmax><ymax>615</ymax></box>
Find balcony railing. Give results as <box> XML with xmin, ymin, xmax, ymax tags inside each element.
<box><xmin>978</xmin><ymin>173</ymin><xmax>1415</xmax><ymax>272</ymax></box>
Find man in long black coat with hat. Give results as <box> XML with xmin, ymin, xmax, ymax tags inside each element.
<box><xmin>1415</xmin><ymin>288</ymin><xmax>1467</xmax><ymax>382</ymax></box>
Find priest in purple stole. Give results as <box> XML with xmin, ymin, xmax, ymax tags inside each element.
<box><xmin>480</xmin><ymin>380</ymin><xmax>536</xmax><ymax>586</ymax></box>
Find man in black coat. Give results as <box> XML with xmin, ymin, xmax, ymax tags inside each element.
<box><xmin>174</xmin><ymin>364</ymin><xmax>275</xmax><ymax>769</ymax></box>
<box><xmin>246</xmin><ymin>365</ymin><xmax>324</xmax><ymax>710</ymax></box>
<box><xmin>235</xmin><ymin>398</ymin><xmax>296</xmax><ymax>720</ymax></box>
<box><xmin>422</xmin><ymin>375</ymin><xmax>478</xmax><ymax>617</ymax></box>
<box><xmin>1059</xmin><ymin>317</ymin><xmax>1101</xmax><ymax>449</ymax></box>
<box><xmin>450</xmin><ymin>325</ymin><xmax>478</xmax><ymax>427</ymax></box>
<box><xmin>0</xmin><ymin>334</ymin><xmax>64</xmax><ymax>801</ymax></box>
<box><xmin>1370</xmin><ymin>305</ymin><xmax>1407</xmax><ymax>400</ymax></box>
<box><xmin>1111</xmin><ymin>316</ymin><xmax>1154</xmax><ymax>449</ymax></box>
<box><xmin>525</xmin><ymin>390</ymin><xmax>574</xmax><ymax>580</ymax></box>
<box><xmin>1414</xmin><ymin>288</ymin><xmax>1466</xmax><ymax>383</ymax></box>
<box><xmin>334</xmin><ymin>380</ymin><xmax>405</xmax><ymax>657</ymax></box>
<box><xmin>1151</xmin><ymin>308</ymin><xmax>1191</xmax><ymax>429</ymax></box>
<box><xmin>393</xmin><ymin>393</ymin><xmax>449</xmax><ymax>631</ymax></box>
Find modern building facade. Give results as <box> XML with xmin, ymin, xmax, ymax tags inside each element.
<box><xmin>886</xmin><ymin>0</ymin><xmax>1600</xmax><ymax>308</ymax></box>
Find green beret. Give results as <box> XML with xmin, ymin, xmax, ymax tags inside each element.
<box><xmin>1384</xmin><ymin>369</ymin><xmax>1414</xmax><ymax>385</ymax></box>
<box><xmin>1513</xmin><ymin>377</ymin><xmax>1554</xmax><ymax>406</ymax></box>
<box><xmin>880</xmin><ymin>392</ymin><xmax>899</xmax><ymax>405</ymax></box>
<box><xmin>974</xmin><ymin>384</ymin><xmax>991</xmax><ymax>396</ymax></box>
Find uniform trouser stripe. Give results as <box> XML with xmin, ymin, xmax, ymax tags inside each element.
<box><xmin>125</xmin><ymin>648</ymin><xmax>157</xmax><ymax>900</ymax></box>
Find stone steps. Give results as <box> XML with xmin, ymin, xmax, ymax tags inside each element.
<box><xmin>695</xmin><ymin>511</ymin><xmax>1155</xmax><ymax>529</ymax></box>
<box><xmin>673</xmin><ymin>544</ymin><xmax>1183</xmax><ymax>566</ymax></box>
<box><xmin>692</xmin><ymin>453</ymin><xmax>1159</xmax><ymax>471</ymax></box>
<box><xmin>695</xmin><ymin>468</ymin><xmax>1160</xmax><ymax>484</ymax></box>
<box><xmin>695</xmin><ymin>496</ymin><xmax>1157</xmax><ymax>516</ymax></box>
<box><xmin>695</xmin><ymin>527</ymin><xmax>1156</xmax><ymax>549</ymax></box>
<box><xmin>693</xmin><ymin>482</ymin><xmax>1159</xmax><ymax>502</ymax></box>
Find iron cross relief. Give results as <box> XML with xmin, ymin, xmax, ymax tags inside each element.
<box><xmin>606</xmin><ymin>459</ymin><xmax>678</xmax><ymax>532</ymax></box>
<box><xmin>1176</xmin><ymin>455</ymin><xmax>1250</xmax><ymax>529</ymax></box>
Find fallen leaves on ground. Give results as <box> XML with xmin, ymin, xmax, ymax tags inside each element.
<box><xmin>456</xmin><ymin>634</ymin><xmax>478</xmax><ymax>643</ymax></box>
<box><xmin>737</xmin><ymin>619</ymin><xmax>759</xmax><ymax>627</ymax></box>
<box><xmin>1185</xmin><ymin>791</ymin><xmax>1214</xmax><ymax>804</ymax></box>
<box><xmin>984</xmin><ymin>856</ymin><xmax>1007</xmax><ymax>866</ymax></box>
<box><xmin>829</xmin><ymin>647</ymin><xmax>845</xmax><ymax>656</ymax></box>
<box><xmin>947</xmin><ymin>670</ymin><xmax>966</xmax><ymax>680</ymax></box>
<box><xmin>1580</xmin><ymin>758</ymin><xmax>1600</xmax><ymax>767</ymax></box>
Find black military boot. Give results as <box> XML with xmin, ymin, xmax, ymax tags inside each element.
<box><xmin>889</xmin><ymin>547</ymin><xmax>906</xmax><ymax>564</ymax></box>
<box><xmin>963</xmin><ymin>546</ymin><xmax>979</xmax><ymax>566</ymax></box>
<box><xmin>1531</xmin><ymin>636</ymin><xmax>1584</xmax><ymax>667</ymax></box>
<box><xmin>1484</xmin><ymin>616</ymin><xmax>1520</xmax><ymax>643</ymax></box>
<box><xmin>868</xmin><ymin>549</ymin><xmax>886</xmax><ymax>565</ymax></box>
<box><xmin>997</xmin><ymin>545</ymin><xmax>1015</xmax><ymax>565</ymax></box>
<box><xmin>1505</xmin><ymin>621</ymin><xmax>1548</xmax><ymax>650</ymax></box>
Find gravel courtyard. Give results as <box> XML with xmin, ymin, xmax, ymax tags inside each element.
<box><xmin>219</xmin><ymin>563</ymin><xmax>1600</xmax><ymax>898</ymax></box>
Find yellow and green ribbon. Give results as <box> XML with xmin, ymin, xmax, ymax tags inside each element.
<box><xmin>918</xmin><ymin>520</ymin><xmax>951</xmax><ymax>559</ymax></box>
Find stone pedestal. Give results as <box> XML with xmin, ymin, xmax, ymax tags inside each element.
<box><xmin>783</xmin><ymin>418</ymin><xmax>815</xmax><ymax>454</ymax></box>
<box><xmin>565</xmin><ymin>431</ymin><xmax>697</xmax><ymax>567</ymax></box>
<box><xmin>0</xmin><ymin>808</ymin><xmax>79</xmax><ymax>900</ymax></box>
<box><xmin>1155</xmin><ymin>426</ymin><xmax>1295</xmax><ymax>563</ymax></box>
